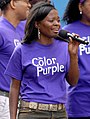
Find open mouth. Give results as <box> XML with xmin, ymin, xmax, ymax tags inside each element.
<box><xmin>54</xmin><ymin>30</ymin><xmax>59</xmax><ymax>34</ymax></box>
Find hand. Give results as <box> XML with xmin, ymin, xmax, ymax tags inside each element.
<box><xmin>68</xmin><ymin>33</ymin><xmax>80</xmax><ymax>56</ymax></box>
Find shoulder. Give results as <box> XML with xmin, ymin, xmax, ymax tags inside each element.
<box><xmin>14</xmin><ymin>43</ymin><xmax>31</xmax><ymax>53</ymax></box>
<box><xmin>14</xmin><ymin>43</ymin><xmax>22</xmax><ymax>53</ymax></box>
<box><xmin>62</xmin><ymin>21</ymin><xmax>82</xmax><ymax>33</ymax></box>
<box><xmin>63</xmin><ymin>21</ymin><xmax>80</xmax><ymax>29</ymax></box>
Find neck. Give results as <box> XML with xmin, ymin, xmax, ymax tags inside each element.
<box><xmin>80</xmin><ymin>18</ymin><xmax>90</xmax><ymax>26</ymax></box>
<box><xmin>2</xmin><ymin>11</ymin><xmax>20</xmax><ymax>28</ymax></box>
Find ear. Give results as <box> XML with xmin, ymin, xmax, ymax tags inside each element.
<box><xmin>78</xmin><ymin>3</ymin><xmax>83</xmax><ymax>12</ymax></box>
<box><xmin>35</xmin><ymin>21</ymin><xmax>40</xmax><ymax>29</ymax></box>
<box><xmin>10</xmin><ymin>0</ymin><xmax>16</xmax><ymax>9</ymax></box>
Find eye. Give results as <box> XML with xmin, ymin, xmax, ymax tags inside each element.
<box><xmin>48</xmin><ymin>19</ymin><xmax>54</xmax><ymax>22</ymax></box>
<box><xmin>58</xmin><ymin>19</ymin><xmax>60</xmax><ymax>23</ymax></box>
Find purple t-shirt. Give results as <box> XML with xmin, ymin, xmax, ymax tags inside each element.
<box><xmin>5</xmin><ymin>39</ymin><xmax>70</xmax><ymax>104</ymax></box>
<box><xmin>0</xmin><ymin>16</ymin><xmax>22</xmax><ymax>92</ymax></box>
<box><xmin>63</xmin><ymin>21</ymin><xmax>90</xmax><ymax>117</ymax></box>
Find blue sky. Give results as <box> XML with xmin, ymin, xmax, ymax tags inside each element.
<box><xmin>52</xmin><ymin>0</ymin><xmax>69</xmax><ymax>26</ymax></box>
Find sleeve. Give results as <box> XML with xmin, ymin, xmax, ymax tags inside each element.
<box><xmin>5</xmin><ymin>45</ymin><xmax>22</xmax><ymax>80</ymax></box>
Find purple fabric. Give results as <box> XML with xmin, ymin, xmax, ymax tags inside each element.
<box><xmin>0</xmin><ymin>16</ymin><xmax>23</xmax><ymax>92</ymax></box>
<box><xmin>5</xmin><ymin>39</ymin><xmax>70</xmax><ymax>104</ymax></box>
<box><xmin>63</xmin><ymin>21</ymin><xmax>90</xmax><ymax>117</ymax></box>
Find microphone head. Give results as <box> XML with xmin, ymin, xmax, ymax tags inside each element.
<box><xmin>58</xmin><ymin>30</ymin><xmax>69</xmax><ymax>39</ymax></box>
<box><xmin>55</xmin><ymin>29</ymin><xmax>70</xmax><ymax>43</ymax></box>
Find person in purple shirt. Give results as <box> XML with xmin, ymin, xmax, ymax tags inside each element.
<box><xmin>5</xmin><ymin>1</ymin><xmax>80</xmax><ymax>119</ymax></box>
<box><xmin>0</xmin><ymin>0</ymin><xmax>31</xmax><ymax>119</ymax></box>
<box><xmin>62</xmin><ymin>0</ymin><xmax>90</xmax><ymax>119</ymax></box>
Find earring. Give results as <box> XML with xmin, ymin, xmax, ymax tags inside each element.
<box><xmin>80</xmin><ymin>11</ymin><xmax>82</xmax><ymax>15</ymax></box>
<box><xmin>38</xmin><ymin>28</ymin><xmax>40</xmax><ymax>39</ymax></box>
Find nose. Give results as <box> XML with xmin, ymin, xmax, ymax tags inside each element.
<box><xmin>28</xmin><ymin>2</ymin><xmax>32</xmax><ymax>9</ymax></box>
<box><xmin>54</xmin><ymin>20</ymin><xmax>60</xmax><ymax>26</ymax></box>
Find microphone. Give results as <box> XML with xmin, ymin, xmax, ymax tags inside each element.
<box><xmin>56</xmin><ymin>30</ymin><xmax>89</xmax><ymax>45</ymax></box>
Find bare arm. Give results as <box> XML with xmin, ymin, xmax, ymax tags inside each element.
<box><xmin>9</xmin><ymin>78</ymin><xmax>21</xmax><ymax>119</ymax></box>
<box><xmin>66</xmin><ymin>37</ymin><xmax>80</xmax><ymax>86</ymax></box>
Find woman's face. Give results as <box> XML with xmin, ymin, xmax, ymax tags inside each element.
<box><xmin>38</xmin><ymin>9</ymin><xmax>60</xmax><ymax>39</ymax></box>
<box><xmin>14</xmin><ymin>0</ymin><xmax>31</xmax><ymax>20</ymax></box>
<box><xmin>80</xmin><ymin>0</ymin><xmax>90</xmax><ymax>23</ymax></box>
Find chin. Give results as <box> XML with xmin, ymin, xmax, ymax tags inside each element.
<box><xmin>53</xmin><ymin>33</ymin><xmax>58</xmax><ymax>37</ymax></box>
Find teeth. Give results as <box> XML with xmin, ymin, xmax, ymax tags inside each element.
<box><xmin>54</xmin><ymin>31</ymin><xmax>59</xmax><ymax>33</ymax></box>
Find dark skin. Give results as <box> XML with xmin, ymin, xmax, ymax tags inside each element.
<box><xmin>79</xmin><ymin>0</ymin><xmax>90</xmax><ymax>25</ymax></box>
<box><xmin>29</xmin><ymin>0</ymin><xmax>51</xmax><ymax>5</ymax></box>
<box><xmin>0</xmin><ymin>9</ymin><xmax>2</xmax><ymax>16</ymax></box>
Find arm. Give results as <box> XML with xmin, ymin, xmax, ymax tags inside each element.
<box><xmin>9</xmin><ymin>78</ymin><xmax>21</xmax><ymax>119</ymax></box>
<box><xmin>66</xmin><ymin>37</ymin><xmax>80</xmax><ymax>86</ymax></box>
